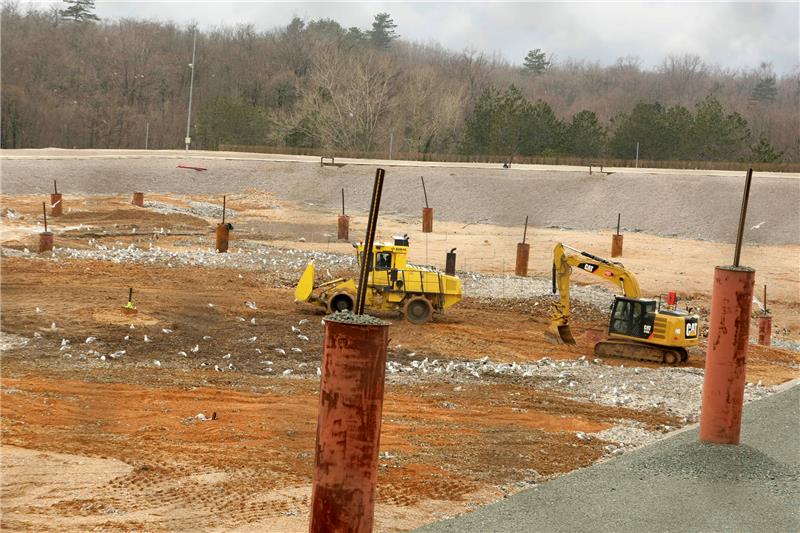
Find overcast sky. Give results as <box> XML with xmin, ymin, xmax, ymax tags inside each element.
<box><xmin>24</xmin><ymin>1</ymin><xmax>800</xmax><ymax>73</ymax></box>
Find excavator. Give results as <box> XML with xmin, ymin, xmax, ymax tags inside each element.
<box><xmin>294</xmin><ymin>235</ymin><xmax>462</xmax><ymax>324</ymax></box>
<box><xmin>546</xmin><ymin>243</ymin><xmax>699</xmax><ymax>364</ymax></box>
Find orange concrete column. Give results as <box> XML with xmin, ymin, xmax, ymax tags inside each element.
<box><xmin>50</xmin><ymin>193</ymin><xmax>63</xmax><ymax>217</ymax></box>
<box><xmin>38</xmin><ymin>232</ymin><xmax>54</xmax><ymax>253</ymax></box>
<box><xmin>215</xmin><ymin>223</ymin><xmax>230</xmax><ymax>253</ymax></box>
<box><xmin>611</xmin><ymin>234</ymin><xmax>624</xmax><ymax>257</ymax></box>
<box><xmin>422</xmin><ymin>207</ymin><xmax>433</xmax><ymax>233</ymax></box>
<box><xmin>337</xmin><ymin>215</ymin><xmax>349</xmax><ymax>241</ymax></box>
<box><xmin>132</xmin><ymin>192</ymin><xmax>144</xmax><ymax>207</ymax></box>
<box><xmin>515</xmin><ymin>242</ymin><xmax>530</xmax><ymax>276</ymax></box>
<box><xmin>699</xmin><ymin>266</ymin><xmax>755</xmax><ymax>445</ymax></box>
<box><xmin>757</xmin><ymin>316</ymin><xmax>772</xmax><ymax>346</ymax></box>
<box><xmin>310</xmin><ymin>316</ymin><xmax>389</xmax><ymax>533</ymax></box>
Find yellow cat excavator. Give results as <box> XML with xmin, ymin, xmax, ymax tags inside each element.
<box><xmin>546</xmin><ymin>243</ymin><xmax>699</xmax><ymax>364</ymax></box>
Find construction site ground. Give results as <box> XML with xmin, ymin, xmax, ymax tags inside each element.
<box><xmin>1</xmin><ymin>152</ymin><xmax>798</xmax><ymax>531</ymax></box>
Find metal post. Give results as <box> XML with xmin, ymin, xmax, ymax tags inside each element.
<box><xmin>42</xmin><ymin>202</ymin><xmax>47</xmax><ymax>232</ymax></box>
<box><xmin>341</xmin><ymin>188</ymin><xmax>345</xmax><ymax>216</ymax></box>
<box><xmin>635</xmin><ymin>142</ymin><xmax>639</xmax><ymax>168</ymax></box>
<box><xmin>145</xmin><ymin>122</ymin><xmax>150</xmax><ymax>150</ymax></box>
<box><xmin>522</xmin><ymin>215</ymin><xmax>528</xmax><ymax>244</ymax></box>
<box><xmin>763</xmin><ymin>284</ymin><xmax>767</xmax><ymax>314</ymax></box>
<box><xmin>616</xmin><ymin>213</ymin><xmax>621</xmax><ymax>235</ymax></box>
<box><xmin>421</xmin><ymin>176</ymin><xmax>429</xmax><ymax>208</ymax></box>
<box><xmin>389</xmin><ymin>131</ymin><xmax>394</xmax><ymax>160</ymax></box>
<box><xmin>185</xmin><ymin>29</ymin><xmax>197</xmax><ymax>151</ymax></box>
<box><xmin>222</xmin><ymin>195</ymin><xmax>226</xmax><ymax>225</ymax></box>
<box><xmin>53</xmin><ymin>180</ymin><xmax>58</xmax><ymax>195</ymax></box>
<box><xmin>355</xmin><ymin>168</ymin><xmax>385</xmax><ymax>315</ymax></box>
<box><xmin>733</xmin><ymin>169</ymin><xmax>753</xmax><ymax>267</ymax></box>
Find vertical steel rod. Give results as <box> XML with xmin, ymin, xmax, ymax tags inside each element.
<box><xmin>764</xmin><ymin>284</ymin><xmax>767</xmax><ymax>314</ymax></box>
<box><xmin>421</xmin><ymin>176</ymin><xmax>429</xmax><ymax>208</ymax></box>
<box><xmin>222</xmin><ymin>195</ymin><xmax>226</xmax><ymax>224</ymax></box>
<box><xmin>616</xmin><ymin>213</ymin><xmax>621</xmax><ymax>235</ymax></box>
<box><xmin>42</xmin><ymin>202</ymin><xmax>47</xmax><ymax>232</ymax></box>
<box><xmin>128</xmin><ymin>288</ymin><xmax>133</xmax><ymax>304</ymax></box>
<box><xmin>522</xmin><ymin>215</ymin><xmax>528</xmax><ymax>244</ymax></box>
<box><xmin>356</xmin><ymin>168</ymin><xmax>385</xmax><ymax>315</ymax></box>
<box><xmin>733</xmin><ymin>168</ymin><xmax>753</xmax><ymax>267</ymax></box>
<box><xmin>341</xmin><ymin>188</ymin><xmax>345</xmax><ymax>216</ymax></box>
<box><xmin>53</xmin><ymin>180</ymin><xmax>58</xmax><ymax>194</ymax></box>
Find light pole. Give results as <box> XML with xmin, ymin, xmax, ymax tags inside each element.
<box><xmin>185</xmin><ymin>29</ymin><xmax>197</xmax><ymax>151</ymax></box>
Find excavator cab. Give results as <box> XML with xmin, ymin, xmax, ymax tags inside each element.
<box><xmin>608</xmin><ymin>297</ymin><xmax>658</xmax><ymax>339</ymax></box>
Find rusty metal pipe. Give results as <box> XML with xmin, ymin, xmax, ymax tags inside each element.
<box><xmin>337</xmin><ymin>215</ymin><xmax>349</xmax><ymax>241</ymax></box>
<box><xmin>310</xmin><ymin>318</ymin><xmax>389</xmax><ymax>533</ymax></box>
<box><xmin>215</xmin><ymin>223</ymin><xmax>230</xmax><ymax>253</ymax></box>
<box><xmin>758</xmin><ymin>315</ymin><xmax>772</xmax><ymax>346</ymax></box>
<box><xmin>422</xmin><ymin>207</ymin><xmax>433</xmax><ymax>233</ymax></box>
<box><xmin>699</xmin><ymin>266</ymin><xmax>755</xmax><ymax>445</ymax></box>
<box><xmin>132</xmin><ymin>192</ymin><xmax>144</xmax><ymax>207</ymax></box>
<box><xmin>611</xmin><ymin>234</ymin><xmax>624</xmax><ymax>257</ymax></box>
<box><xmin>515</xmin><ymin>242</ymin><xmax>530</xmax><ymax>276</ymax></box>
<box><xmin>50</xmin><ymin>193</ymin><xmax>63</xmax><ymax>217</ymax></box>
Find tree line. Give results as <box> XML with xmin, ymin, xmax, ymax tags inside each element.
<box><xmin>2</xmin><ymin>2</ymin><xmax>797</xmax><ymax>164</ymax></box>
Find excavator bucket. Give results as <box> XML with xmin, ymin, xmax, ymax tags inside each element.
<box><xmin>294</xmin><ymin>261</ymin><xmax>315</xmax><ymax>303</ymax></box>
<box><xmin>545</xmin><ymin>323</ymin><xmax>577</xmax><ymax>345</ymax></box>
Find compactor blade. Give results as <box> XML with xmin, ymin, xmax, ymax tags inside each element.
<box><xmin>294</xmin><ymin>261</ymin><xmax>315</xmax><ymax>302</ymax></box>
<box><xmin>545</xmin><ymin>324</ymin><xmax>577</xmax><ymax>345</ymax></box>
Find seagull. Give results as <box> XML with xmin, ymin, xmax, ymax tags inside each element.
<box><xmin>178</xmin><ymin>351</ymin><xmax>188</xmax><ymax>357</ymax></box>
<box><xmin>222</xmin><ymin>353</ymin><xmax>231</xmax><ymax>359</ymax></box>
<box><xmin>298</xmin><ymin>335</ymin><xmax>309</xmax><ymax>342</ymax></box>
<box><xmin>275</xmin><ymin>348</ymin><xmax>286</xmax><ymax>355</ymax></box>
<box><xmin>227</xmin><ymin>363</ymin><xmax>235</xmax><ymax>370</ymax></box>
<box><xmin>245</xmin><ymin>301</ymin><xmax>257</xmax><ymax>310</ymax></box>
<box><xmin>191</xmin><ymin>344</ymin><xmax>200</xmax><ymax>353</ymax></box>
<box><xmin>61</xmin><ymin>338</ymin><xmax>70</xmax><ymax>347</ymax></box>
<box><xmin>35</xmin><ymin>307</ymin><xmax>41</xmax><ymax>313</ymax></box>
<box><xmin>109</xmin><ymin>350</ymin><xmax>125</xmax><ymax>359</ymax></box>
<box><xmin>153</xmin><ymin>360</ymin><xmax>161</xmax><ymax>367</ymax></box>
<box><xmin>208</xmin><ymin>303</ymin><xmax>215</xmax><ymax>308</ymax></box>
<box><xmin>248</xmin><ymin>336</ymin><xmax>257</xmax><ymax>342</ymax></box>
<box><xmin>202</xmin><ymin>335</ymin><xmax>212</xmax><ymax>340</ymax></box>
<box><xmin>129</xmin><ymin>324</ymin><xmax>136</xmax><ymax>329</ymax></box>
<box><xmin>214</xmin><ymin>365</ymin><xmax>223</xmax><ymax>372</ymax></box>
<box><xmin>143</xmin><ymin>335</ymin><xmax>151</xmax><ymax>342</ymax></box>
<box><xmin>291</xmin><ymin>347</ymin><xmax>302</xmax><ymax>353</ymax></box>
<box><xmin>250</xmin><ymin>318</ymin><xmax>256</xmax><ymax>325</ymax></box>
<box><xmin>298</xmin><ymin>319</ymin><xmax>309</xmax><ymax>326</ymax></box>
<box><xmin>282</xmin><ymin>369</ymin><xmax>293</xmax><ymax>376</ymax></box>
<box><xmin>50</xmin><ymin>322</ymin><xmax>57</xmax><ymax>330</ymax></box>
<box><xmin>291</xmin><ymin>326</ymin><xmax>301</xmax><ymax>333</ymax></box>
<box><xmin>576</xmin><ymin>432</ymin><xmax>592</xmax><ymax>442</ymax></box>
<box><xmin>162</xmin><ymin>328</ymin><xmax>173</xmax><ymax>334</ymax></box>
<box><xmin>123</xmin><ymin>335</ymin><xmax>130</xmax><ymax>341</ymax></box>
<box><xmin>750</xmin><ymin>221</ymin><xmax>766</xmax><ymax>230</ymax></box>
<box><xmin>255</xmin><ymin>348</ymin><xmax>262</xmax><ymax>354</ymax></box>
<box><xmin>85</xmin><ymin>336</ymin><xmax>96</xmax><ymax>344</ymax></box>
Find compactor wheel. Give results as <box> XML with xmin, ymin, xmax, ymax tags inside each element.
<box><xmin>328</xmin><ymin>292</ymin><xmax>354</xmax><ymax>313</ymax></box>
<box><xmin>404</xmin><ymin>296</ymin><xmax>433</xmax><ymax>325</ymax></box>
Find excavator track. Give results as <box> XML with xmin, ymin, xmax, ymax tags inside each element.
<box><xmin>594</xmin><ymin>340</ymin><xmax>687</xmax><ymax>365</ymax></box>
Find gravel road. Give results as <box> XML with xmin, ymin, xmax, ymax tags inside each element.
<box><xmin>2</xmin><ymin>156</ymin><xmax>797</xmax><ymax>244</ymax></box>
<box><xmin>416</xmin><ymin>382</ymin><xmax>800</xmax><ymax>533</ymax></box>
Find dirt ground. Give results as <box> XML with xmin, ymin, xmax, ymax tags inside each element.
<box><xmin>1</xmin><ymin>168</ymin><xmax>798</xmax><ymax>531</ymax></box>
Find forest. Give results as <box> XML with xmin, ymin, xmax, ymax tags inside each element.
<box><xmin>1</xmin><ymin>2</ymin><xmax>798</xmax><ymax>165</ymax></box>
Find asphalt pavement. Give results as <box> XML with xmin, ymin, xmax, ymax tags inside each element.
<box><xmin>416</xmin><ymin>382</ymin><xmax>799</xmax><ymax>533</ymax></box>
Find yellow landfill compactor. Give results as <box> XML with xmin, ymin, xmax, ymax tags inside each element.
<box><xmin>294</xmin><ymin>235</ymin><xmax>462</xmax><ymax>324</ymax></box>
<box><xmin>546</xmin><ymin>243</ymin><xmax>699</xmax><ymax>364</ymax></box>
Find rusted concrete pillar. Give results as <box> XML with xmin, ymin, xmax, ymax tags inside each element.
<box><xmin>758</xmin><ymin>315</ymin><xmax>772</xmax><ymax>346</ymax></box>
<box><xmin>699</xmin><ymin>266</ymin><xmax>755</xmax><ymax>445</ymax></box>
<box><xmin>515</xmin><ymin>242</ymin><xmax>530</xmax><ymax>276</ymax></box>
<box><xmin>215</xmin><ymin>223</ymin><xmax>230</xmax><ymax>253</ymax></box>
<box><xmin>50</xmin><ymin>193</ymin><xmax>63</xmax><ymax>217</ymax></box>
<box><xmin>337</xmin><ymin>215</ymin><xmax>349</xmax><ymax>241</ymax></box>
<box><xmin>422</xmin><ymin>207</ymin><xmax>433</xmax><ymax>233</ymax></box>
<box><xmin>611</xmin><ymin>234</ymin><xmax>624</xmax><ymax>257</ymax></box>
<box><xmin>38</xmin><ymin>232</ymin><xmax>54</xmax><ymax>253</ymax></box>
<box><xmin>132</xmin><ymin>192</ymin><xmax>144</xmax><ymax>207</ymax></box>
<box><xmin>310</xmin><ymin>316</ymin><xmax>389</xmax><ymax>533</ymax></box>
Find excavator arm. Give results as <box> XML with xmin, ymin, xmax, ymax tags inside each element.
<box><xmin>546</xmin><ymin>243</ymin><xmax>642</xmax><ymax>344</ymax></box>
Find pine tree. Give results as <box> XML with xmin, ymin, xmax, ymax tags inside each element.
<box><xmin>751</xmin><ymin>76</ymin><xmax>777</xmax><ymax>102</ymax></box>
<box><xmin>59</xmin><ymin>0</ymin><xmax>100</xmax><ymax>22</ymax></box>
<box><xmin>368</xmin><ymin>13</ymin><xmax>398</xmax><ymax>49</ymax></box>
<box><xmin>750</xmin><ymin>137</ymin><xmax>783</xmax><ymax>163</ymax></box>
<box><xmin>523</xmin><ymin>49</ymin><xmax>550</xmax><ymax>75</ymax></box>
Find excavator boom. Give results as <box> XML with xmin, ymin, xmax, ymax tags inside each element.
<box><xmin>546</xmin><ymin>243</ymin><xmax>641</xmax><ymax>344</ymax></box>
